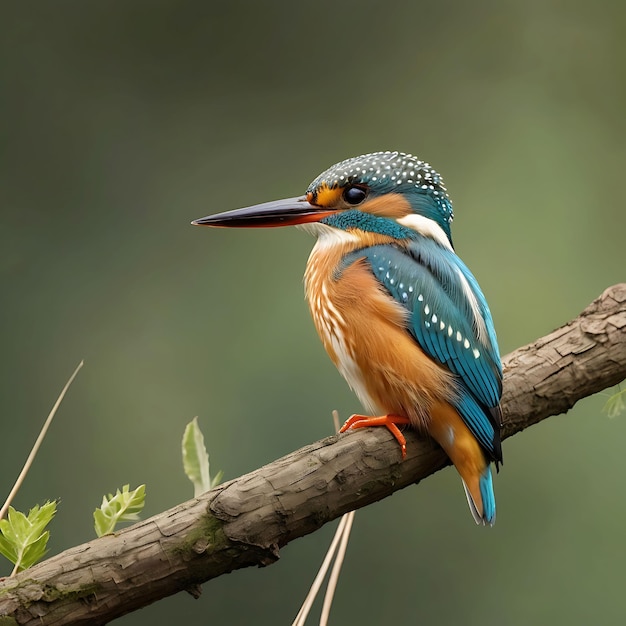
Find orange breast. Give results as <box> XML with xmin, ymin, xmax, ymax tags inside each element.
<box><xmin>304</xmin><ymin>228</ymin><xmax>456</xmax><ymax>430</ymax></box>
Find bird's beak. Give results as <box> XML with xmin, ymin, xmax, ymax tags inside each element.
<box><xmin>192</xmin><ymin>196</ymin><xmax>336</xmax><ymax>228</ymax></box>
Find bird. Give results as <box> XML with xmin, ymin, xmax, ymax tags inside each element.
<box><xmin>192</xmin><ymin>151</ymin><xmax>503</xmax><ymax>526</ymax></box>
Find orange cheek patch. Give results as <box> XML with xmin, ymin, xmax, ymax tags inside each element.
<box><xmin>361</xmin><ymin>193</ymin><xmax>412</xmax><ymax>219</ymax></box>
<box><xmin>309</xmin><ymin>184</ymin><xmax>343</xmax><ymax>208</ymax></box>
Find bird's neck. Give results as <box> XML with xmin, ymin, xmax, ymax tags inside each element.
<box><xmin>302</xmin><ymin>223</ymin><xmax>400</xmax><ymax>302</ymax></box>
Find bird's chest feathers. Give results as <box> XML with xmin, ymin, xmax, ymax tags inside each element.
<box><xmin>304</xmin><ymin>239</ymin><xmax>358</xmax><ymax>381</ymax></box>
<box><xmin>303</xmin><ymin>228</ymin><xmax>409</xmax><ymax>412</ymax></box>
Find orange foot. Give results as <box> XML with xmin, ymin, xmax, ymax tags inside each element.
<box><xmin>339</xmin><ymin>414</ymin><xmax>411</xmax><ymax>459</ymax></box>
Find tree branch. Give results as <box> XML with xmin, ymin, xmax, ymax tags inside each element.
<box><xmin>1</xmin><ymin>284</ymin><xmax>625</xmax><ymax>626</ymax></box>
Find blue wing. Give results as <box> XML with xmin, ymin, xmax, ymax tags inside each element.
<box><xmin>342</xmin><ymin>237</ymin><xmax>503</xmax><ymax>462</ymax></box>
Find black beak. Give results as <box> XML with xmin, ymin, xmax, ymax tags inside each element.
<box><xmin>192</xmin><ymin>196</ymin><xmax>336</xmax><ymax>228</ymax></box>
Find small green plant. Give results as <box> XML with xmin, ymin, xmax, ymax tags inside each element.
<box><xmin>182</xmin><ymin>416</ymin><xmax>222</xmax><ymax>496</ymax></box>
<box><xmin>0</xmin><ymin>501</ymin><xmax>57</xmax><ymax>575</ymax></box>
<box><xmin>93</xmin><ymin>484</ymin><xmax>146</xmax><ymax>537</ymax></box>
<box><xmin>0</xmin><ymin>361</ymin><xmax>82</xmax><ymax>576</ymax></box>
<box><xmin>1</xmin><ymin>364</ymin><xmax>228</xmax><ymax>579</ymax></box>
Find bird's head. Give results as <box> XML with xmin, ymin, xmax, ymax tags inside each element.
<box><xmin>193</xmin><ymin>151</ymin><xmax>455</xmax><ymax>249</ymax></box>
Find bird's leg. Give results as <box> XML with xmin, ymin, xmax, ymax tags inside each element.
<box><xmin>339</xmin><ymin>414</ymin><xmax>411</xmax><ymax>459</ymax></box>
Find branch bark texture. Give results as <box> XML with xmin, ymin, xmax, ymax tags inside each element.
<box><xmin>1</xmin><ymin>284</ymin><xmax>625</xmax><ymax>626</ymax></box>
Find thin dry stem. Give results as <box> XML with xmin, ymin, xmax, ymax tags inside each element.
<box><xmin>320</xmin><ymin>511</ymin><xmax>354</xmax><ymax>626</ymax></box>
<box><xmin>0</xmin><ymin>360</ymin><xmax>84</xmax><ymax>522</ymax></box>
<box><xmin>293</xmin><ymin>410</ymin><xmax>356</xmax><ymax>626</ymax></box>
<box><xmin>292</xmin><ymin>515</ymin><xmax>350</xmax><ymax>626</ymax></box>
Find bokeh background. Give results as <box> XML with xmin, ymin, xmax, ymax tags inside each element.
<box><xmin>2</xmin><ymin>1</ymin><xmax>626</xmax><ymax>624</ymax></box>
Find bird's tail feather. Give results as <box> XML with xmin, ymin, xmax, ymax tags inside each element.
<box><xmin>462</xmin><ymin>465</ymin><xmax>496</xmax><ymax>526</ymax></box>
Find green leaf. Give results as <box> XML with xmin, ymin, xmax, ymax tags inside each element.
<box><xmin>182</xmin><ymin>417</ymin><xmax>222</xmax><ymax>496</ymax></box>
<box><xmin>604</xmin><ymin>387</ymin><xmax>626</xmax><ymax>418</ymax></box>
<box><xmin>0</xmin><ymin>501</ymin><xmax>56</xmax><ymax>573</ymax></box>
<box><xmin>93</xmin><ymin>484</ymin><xmax>145</xmax><ymax>537</ymax></box>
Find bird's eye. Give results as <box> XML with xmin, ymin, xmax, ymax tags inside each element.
<box><xmin>343</xmin><ymin>186</ymin><xmax>367</xmax><ymax>205</ymax></box>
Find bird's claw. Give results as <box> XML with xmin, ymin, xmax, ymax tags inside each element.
<box><xmin>340</xmin><ymin>414</ymin><xmax>410</xmax><ymax>459</ymax></box>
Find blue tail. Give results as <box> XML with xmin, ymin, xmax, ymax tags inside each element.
<box><xmin>462</xmin><ymin>465</ymin><xmax>496</xmax><ymax>526</ymax></box>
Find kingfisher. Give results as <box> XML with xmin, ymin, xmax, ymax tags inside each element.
<box><xmin>193</xmin><ymin>151</ymin><xmax>502</xmax><ymax>525</ymax></box>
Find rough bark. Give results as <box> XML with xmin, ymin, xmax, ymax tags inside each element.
<box><xmin>0</xmin><ymin>284</ymin><xmax>625</xmax><ymax>626</ymax></box>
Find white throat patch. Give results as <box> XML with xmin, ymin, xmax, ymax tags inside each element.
<box><xmin>297</xmin><ymin>222</ymin><xmax>359</xmax><ymax>249</ymax></box>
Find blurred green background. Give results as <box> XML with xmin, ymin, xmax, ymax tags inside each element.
<box><xmin>1</xmin><ymin>1</ymin><xmax>625</xmax><ymax>624</ymax></box>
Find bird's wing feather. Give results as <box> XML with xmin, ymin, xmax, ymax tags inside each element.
<box><xmin>343</xmin><ymin>239</ymin><xmax>502</xmax><ymax>460</ymax></box>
